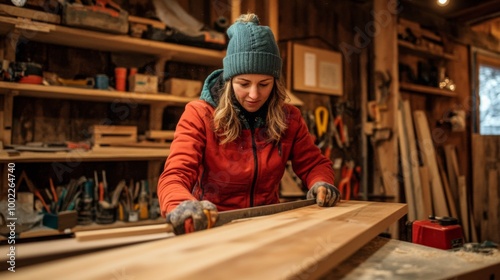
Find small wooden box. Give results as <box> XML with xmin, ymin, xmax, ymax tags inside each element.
<box><xmin>129</xmin><ymin>74</ymin><xmax>158</xmax><ymax>93</ymax></box>
<box><xmin>92</xmin><ymin>125</ymin><xmax>137</xmax><ymax>146</ymax></box>
<box><xmin>43</xmin><ymin>211</ymin><xmax>78</xmax><ymax>231</ymax></box>
<box><xmin>164</xmin><ymin>78</ymin><xmax>202</xmax><ymax>98</ymax></box>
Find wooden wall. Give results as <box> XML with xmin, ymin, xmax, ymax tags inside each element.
<box><xmin>278</xmin><ymin>0</ymin><xmax>369</xmax><ymax>188</ymax></box>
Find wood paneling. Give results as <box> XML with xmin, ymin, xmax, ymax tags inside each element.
<box><xmin>472</xmin><ymin>134</ymin><xmax>500</xmax><ymax>243</ymax></box>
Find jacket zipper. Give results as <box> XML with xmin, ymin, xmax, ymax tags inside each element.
<box><xmin>250</xmin><ymin>128</ymin><xmax>258</xmax><ymax>207</ymax></box>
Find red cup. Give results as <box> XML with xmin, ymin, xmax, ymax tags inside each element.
<box><xmin>115</xmin><ymin>67</ymin><xmax>127</xmax><ymax>91</ymax></box>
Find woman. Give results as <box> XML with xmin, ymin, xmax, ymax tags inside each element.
<box><xmin>158</xmin><ymin>13</ymin><xmax>340</xmax><ymax>234</ymax></box>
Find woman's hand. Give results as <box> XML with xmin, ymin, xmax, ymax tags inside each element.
<box><xmin>166</xmin><ymin>200</ymin><xmax>218</xmax><ymax>235</ymax></box>
<box><xmin>306</xmin><ymin>183</ymin><xmax>341</xmax><ymax>207</ymax></box>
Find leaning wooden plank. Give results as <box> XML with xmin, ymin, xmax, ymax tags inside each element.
<box><xmin>437</xmin><ymin>154</ymin><xmax>458</xmax><ymax>219</ymax></box>
<box><xmin>419</xmin><ymin>166</ymin><xmax>433</xmax><ymax>217</ymax></box>
<box><xmin>402</xmin><ymin>100</ymin><xmax>425</xmax><ymax>220</ymax></box>
<box><xmin>398</xmin><ymin>101</ymin><xmax>416</xmax><ymax>220</ymax></box>
<box><xmin>458</xmin><ymin>176</ymin><xmax>470</xmax><ymax>242</ymax></box>
<box><xmin>488</xmin><ymin>169</ymin><xmax>499</xmax><ymax>243</ymax></box>
<box><xmin>2</xmin><ymin>201</ymin><xmax>407</xmax><ymax>280</ymax></box>
<box><xmin>413</xmin><ymin>111</ymin><xmax>449</xmax><ymax>217</ymax></box>
<box><xmin>444</xmin><ymin>145</ymin><xmax>460</xmax><ymax>209</ymax></box>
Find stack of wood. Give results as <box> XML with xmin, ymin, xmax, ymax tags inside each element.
<box><xmin>396</xmin><ymin>99</ymin><xmax>493</xmax><ymax>243</ymax></box>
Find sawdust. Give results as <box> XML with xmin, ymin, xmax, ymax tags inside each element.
<box><xmin>452</xmin><ymin>248</ymin><xmax>500</xmax><ymax>264</ymax></box>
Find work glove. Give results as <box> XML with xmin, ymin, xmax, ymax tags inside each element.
<box><xmin>306</xmin><ymin>182</ymin><xmax>341</xmax><ymax>207</ymax></box>
<box><xmin>166</xmin><ymin>200</ymin><xmax>218</xmax><ymax>235</ymax></box>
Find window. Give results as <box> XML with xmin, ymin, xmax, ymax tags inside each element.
<box><xmin>474</xmin><ymin>51</ymin><xmax>500</xmax><ymax>135</ymax></box>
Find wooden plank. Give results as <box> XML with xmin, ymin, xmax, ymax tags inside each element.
<box><xmin>413</xmin><ymin>111</ymin><xmax>449</xmax><ymax>217</ymax></box>
<box><xmin>0</xmin><ymin>147</ymin><xmax>171</xmax><ymax>163</ymax></box>
<box><xmin>0</xmin><ymin>232</ymin><xmax>172</xmax><ymax>268</ymax></box>
<box><xmin>399</xmin><ymin>82</ymin><xmax>457</xmax><ymax>97</ymax></box>
<box><xmin>75</xmin><ymin>224</ymin><xmax>172</xmax><ymax>242</ymax></box>
<box><xmin>397</xmin><ymin>101</ymin><xmax>416</xmax><ymax>220</ymax></box>
<box><xmin>444</xmin><ymin>145</ymin><xmax>460</xmax><ymax>207</ymax></box>
<box><xmin>488</xmin><ymin>169</ymin><xmax>499</xmax><ymax>243</ymax></box>
<box><xmin>419</xmin><ymin>166</ymin><xmax>433</xmax><ymax>216</ymax></box>
<box><xmin>0</xmin><ymin>4</ymin><xmax>61</xmax><ymax>24</ymax></box>
<box><xmin>437</xmin><ymin>154</ymin><xmax>458</xmax><ymax>219</ymax></box>
<box><xmin>0</xmin><ymin>81</ymin><xmax>195</xmax><ymax>104</ymax></box>
<box><xmin>1</xmin><ymin>201</ymin><xmax>407</xmax><ymax>279</ymax></box>
<box><xmin>402</xmin><ymin>100</ymin><xmax>425</xmax><ymax>219</ymax></box>
<box><xmin>0</xmin><ymin>15</ymin><xmax>225</xmax><ymax>66</ymax></box>
<box><xmin>458</xmin><ymin>176</ymin><xmax>470</xmax><ymax>242</ymax></box>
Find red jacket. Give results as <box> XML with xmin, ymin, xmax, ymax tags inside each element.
<box><xmin>157</xmin><ymin>70</ymin><xmax>334</xmax><ymax>215</ymax></box>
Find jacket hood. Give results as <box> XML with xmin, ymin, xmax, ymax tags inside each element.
<box><xmin>200</xmin><ymin>69</ymin><xmax>224</xmax><ymax>107</ymax></box>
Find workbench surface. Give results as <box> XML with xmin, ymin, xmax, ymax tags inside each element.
<box><xmin>327</xmin><ymin>237</ymin><xmax>500</xmax><ymax>280</ymax></box>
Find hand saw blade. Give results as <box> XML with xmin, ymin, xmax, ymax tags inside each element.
<box><xmin>213</xmin><ymin>198</ymin><xmax>316</xmax><ymax>227</ymax></box>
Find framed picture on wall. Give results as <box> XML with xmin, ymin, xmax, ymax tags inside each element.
<box><xmin>292</xmin><ymin>43</ymin><xmax>343</xmax><ymax>96</ymax></box>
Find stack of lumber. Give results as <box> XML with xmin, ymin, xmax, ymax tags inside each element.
<box><xmin>1</xmin><ymin>201</ymin><xmax>406</xmax><ymax>279</ymax></box>
<box><xmin>396</xmin><ymin>99</ymin><xmax>494</xmax><ymax>244</ymax></box>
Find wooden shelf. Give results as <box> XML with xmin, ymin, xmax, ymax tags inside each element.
<box><xmin>0</xmin><ymin>147</ymin><xmax>170</xmax><ymax>163</ymax></box>
<box><xmin>0</xmin><ymin>15</ymin><xmax>225</xmax><ymax>66</ymax></box>
<box><xmin>0</xmin><ymin>81</ymin><xmax>196</xmax><ymax>104</ymax></box>
<box><xmin>400</xmin><ymin>82</ymin><xmax>457</xmax><ymax>97</ymax></box>
<box><xmin>398</xmin><ymin>40</ymin><xmax>457</xmax><ymax>60</ymax></box>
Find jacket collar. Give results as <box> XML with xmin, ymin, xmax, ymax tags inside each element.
<box><xmin>200</xmin><ymin>70</ymin><xmax>269</xmax><ymax>129</ymax></box>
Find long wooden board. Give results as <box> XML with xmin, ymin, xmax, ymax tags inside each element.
<box><xmin>402</xmin><ymin>100</ymin><xmax>426</xmax><ymax>220</ymax></box>
<box><xmin>2</xmin><ymin>201</ymin><xmax>407</xmax><ymax>279</ymax></box>
<box><xmin>413</xmin><ymin>111</ymin><xmax>449</xmax><ymax>217</ymax></box>
<box><xmin>398</xmin><ymin>102</ymin><xmax>416</xmax><ymax>220</ymax></box>
<box><xmin>458</xmin><ymin>176</ymin><xmax>470</xmax><ymax>242</ymax></box>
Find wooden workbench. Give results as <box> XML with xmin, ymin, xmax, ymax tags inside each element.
<box><xmin>328</xmin><ymin>237</ymin><xmax>500</xmax><ymax>280</ymax></box>
<box><xmin>1</xmin><ymin>200</ymin><xmax>406</xmax><ymax>279</ymax></box>
<box><xmin>1</xmin><ymin>200</ymin><xmax>498</xmax><ymax>279</ymax></box>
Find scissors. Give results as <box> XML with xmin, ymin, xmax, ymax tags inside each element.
<box><xmin>338</xmin><ymin>161</ymin><xmax>355</xmax><ymax>200</ymax></box>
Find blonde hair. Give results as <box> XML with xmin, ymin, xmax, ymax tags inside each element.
<box><xmin>213</xmin><ymin>78</ymin><xmax>289</xmax><ymax>145</ymax></box>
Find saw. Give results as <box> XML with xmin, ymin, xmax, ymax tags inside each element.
<box><xmin>75</xmin><ymin>199</ymin><xmax>316</xmax><ymax>241</ymax></box>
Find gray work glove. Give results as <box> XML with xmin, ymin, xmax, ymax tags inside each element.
<box><xmin>166</xmin><ymin>200</ymin><xmax>218</xmax><ymax>235</ymax></box>
<box><xmin>306</xmin><ymin>182</ymin><xmax>341</xmax><ymax>207</ymax></box>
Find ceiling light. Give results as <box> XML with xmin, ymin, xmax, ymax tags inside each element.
<box><xmin>437</xmin><ymin>0</ymin><xmax>449</xmax><ymax>6</ymax></box>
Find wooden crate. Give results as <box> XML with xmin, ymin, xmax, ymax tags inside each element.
<box><xmin>92</xmin><ymin>125</ymin><xmax>137</xmax><ymax>146</ymax></box>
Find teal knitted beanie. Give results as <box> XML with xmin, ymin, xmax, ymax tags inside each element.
<box><xmin>223</xmin><ymin>14</ymin><xmax>282</xmax><ymax>81</ymax></box>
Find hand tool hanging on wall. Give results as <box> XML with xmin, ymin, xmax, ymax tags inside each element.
<box><xmin>337</xmin><ymin>161</ymin><xmax>362</xmax><ymax>200</ymax></box>
<box><xmin>314</xmin><ymin>106</ymin><xmax>329</xmax><ymax>148</ymax></box>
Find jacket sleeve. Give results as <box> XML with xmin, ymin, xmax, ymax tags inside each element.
<box><xmin>287</xmin><ymin>106</ymin><xmax>335</xmax><ymax>188</ymax></box>
<box><xmin>157</xmin><ymin>101</ymin><xmax>208</xmax><ymax>216</ymax></box>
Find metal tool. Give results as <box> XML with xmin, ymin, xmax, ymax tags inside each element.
<box><xmin>76</xmin><ymin>198</ymin><xmax>317</xmax><ymax>241</ymax></box>
<box><xmin>213</xmin><ymin>198</ymin><xmax>316</xmax><ymax>227</ymax></box>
